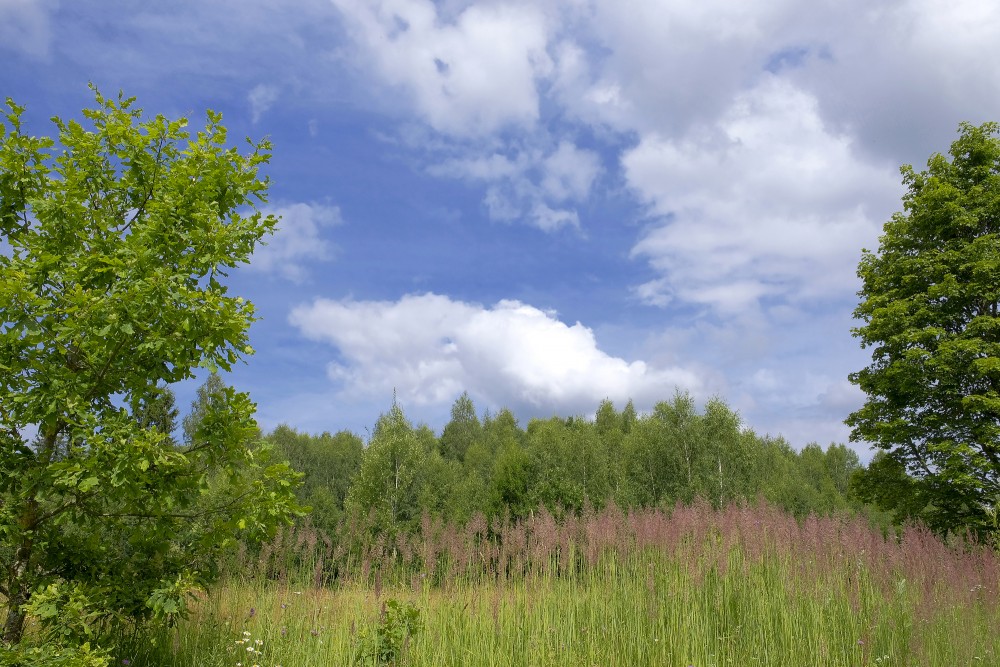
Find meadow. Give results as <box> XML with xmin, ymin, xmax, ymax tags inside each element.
<box><xmin>105</xmin><ymin>502</ymin><xmax>998</xmax><ymax>667</ymax></box>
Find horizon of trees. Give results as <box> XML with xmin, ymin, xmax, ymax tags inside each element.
<box><xmin>263</xmin><ymin>389</ymin><xmax>871</xmax><ymax>541</ymax></box>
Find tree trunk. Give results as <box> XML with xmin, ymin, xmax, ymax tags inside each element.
<box><xmin>2</xmin><ymin>532</ymin><xmax>34</xmax><ymax>645</ymax></box>
<box><xmin>2</xmin><ymin>429</ymin><xmax>50</xmax><ymax>646</ymax></box>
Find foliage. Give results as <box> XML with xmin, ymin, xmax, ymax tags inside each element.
<box><xmin>353</xmin><ymin>599</ymin><xmax>423</xmax><ymax>666</ymax></box>
<box><xmin>345</xmin><ymin>403</ymin><xmax>425</xmax><ymax>539</ymax></box>
<box><xmin>267</xmin><ymin>425</ymin><xmax>363</xmax><ymax>534</ymax></box>
<box><xmin>439</xmin><ymin>392</ymin><xmax>481</xmax><ymax>462</ymax></box>
<box><xmin>273</xmin><ymin>392</ymin><xmax>870</xmax><ymax>552</ymax></box>
<box><xmin>0</xmin><ymin>89</ymin><xmax>300</xmax><ymax>646</ymax></box>
<box><xmin>848</xmin><ymin>121</ymin><xmax>1000</xmax><ymax>537</ymax></box>
<box><xmin>0</xmin><ymin>642</ymin><xmax>110</xmax><ymax>667</ymax></box>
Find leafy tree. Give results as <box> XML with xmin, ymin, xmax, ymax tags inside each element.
<box><xmin>652</xmin><ymin>392</ymin><xmax>704</xmax><ymax>504</ymax></box>
<box><xmin>848</xmin><ymin>122</ymin><xmax>1000</xmax><ymax>537</ymax></box>
<box><xmin>849</xmin><ymin>451</ymin><xmax>930</xmax><ymax>525</ymax></box>
<box><xmin>134</xmin><ymin>383</ymin><xmax>180</xmax><ymax>445</ymax></box>
<box><xmin>621</xmin><ymin>399</ymin><xmax>638</xmax><ymax>434</ymax></box>
<box><xmin>526</xmin><ymin>417</ymin><xmax>585</xmax><ymax>514</ymax></box>
<box><xmin>182</xmin><ymin>372</ymin><xmax>227</xmax><ymax>445</ymax></box>
<box><xmin>700</xmin><ymin>399</ymin><xmax>751</xmax><ymax>507</ymax></box>
<box><xmin>823</xmin><ymin>443</ymin><xmax>862</xmax><ymax>499</ymax></box>
<box><xmin>595</xmin><ymin>399</ymin><xmax>627</xmax><ymax>501</ymax></box>
<box><xmin>482</xmin><ymin>407</ymin><xmax>525</xmax><ymax>455</ymax></box>
<box><xmin>345</xmin><ymin>403</ymin><xmax>424</xmax><ymax>539</ymax></box>
<box><xmin>440</xmin><ymin>392</ymin><xmax>482</xmax><ymax>462</ymax></box>
<box><xmin>267</xmin><ymin>425</ymin><xmax>363</xmax><ymax>533</ymax></box>
<box><xmin>621</xmin><ymin>410</ymin><xmax>676</xmax><ymax>508</ymax></box>
<box><xmin>0</xmin><ymin>90</ymin><xmax>299</xmax><ymax>647</ymax></box>
<box><xmin>488</xmin><ymin>440</ymin><xmax>534</xmax><ymax>520</ymax></box>
<box><xmin>755</xmin><ymin>436</ymin><xmax>816</xmax><ymax>516</ymax></box>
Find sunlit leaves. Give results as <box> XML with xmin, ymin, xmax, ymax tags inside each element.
<box><xmin>0</xmin><ymin>89</ymin><xmax>298</xmax><ymax>646</ymax></box>
<box><xmin>849</xmin><ymin>122</ymin><xmax>1000</xmax><ymax>537</ymax></box>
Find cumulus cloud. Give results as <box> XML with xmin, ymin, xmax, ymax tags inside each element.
<box><xmin>288</xmin><ymin>293</ymin><xmax>700</xmax><ymax>415</ymax></box>
<box><xmin>247</xmin><ymin>83</ymin><xmax>280</xmax><ymax>123</ymax></box>
<box><xmin>624</xmin><ymin>77</ymin><xmax>901</xmax><ymax>315</ymax></box>
<box><xmin>249</xmin><ymin>203</ymin><xmax>342</xmax><ymax>282</ymax></box>
<box><xmin>330</xmin><ymin>0</ymin><xmax>553</xmax><ymax>137</ymax></box>
<box><xmin>0</xmin><ymin>0</ymin><xmax>57</xmax><ymax>58</ymax></box>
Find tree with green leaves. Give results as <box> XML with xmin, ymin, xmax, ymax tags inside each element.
<box><xmin>440</xmin><ymin>391</ymin><xmax>482</xmax><ymax>462</ymax></box>
<box><xmin>345</xmin><ymin>403</ymin><xmax>425</xmax><ymax>539</ymax></box>
<box><xmin>0</xmin><ymin>89</ymin><xmax>299</xmax><ymax>650</ymax></box>
<box><xmin>848</xmin><ymin>122</ymin><xmax>1000</xmax><ymax>537</ymax></box>
<box><xmin>267</xmin><ymin>425</ymin><xmax>364</xmax><ymax>534</ymax></box>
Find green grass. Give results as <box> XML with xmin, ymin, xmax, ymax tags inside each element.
<box><xmin>107</xmin><ymin>505</ymin><xmax>1000</xmax><ymax>666</ymax></box>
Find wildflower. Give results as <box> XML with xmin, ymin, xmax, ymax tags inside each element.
<box><xmin>122</xmin><ymin>661</ymin><xmax>131</xmax><ymax>666</ymax></box>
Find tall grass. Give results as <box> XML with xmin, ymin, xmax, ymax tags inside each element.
<box><xmin>111</xmin><ymin>502</ymin><xmax>998</xmax><ymax>666</ymax></box>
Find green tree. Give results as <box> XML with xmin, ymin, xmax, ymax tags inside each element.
<box><xmin>267</xmin><ymin>425</ymin><xmax>363</xmax><ymax>533</ymax></box>
<box><xmin>182</xmin><ymin>372</ymin><xmax>227</xmax><ymax>445</ymax></box>
<box><xmin>0</xmin><ymin>90</ymin><xmax>299</xmax><ymax>647</ymax></box>
<box><xmin>133</xmin><ymin>383</ymin><xmax>180</xmax><ymax>445</ymax></box>
<box><xmin>482</xmin><ymin>407</ymin><xmax>525</xmax><ymax>455</ymax></box>
<box><xmin>526</xmin><ymin>417</ymin><xmax>585</xmax><ymax>514</ymax></box>
<box><xmin>345</xmin><ymin>403</ymin><xmax>424</xmax><ymax>539</ymax></box>
<box><xmin>488</xmin><ymin>440</ymin><xmax>534</xmax><ymax>520</ymax></box>
<box><xmin>440</xmin><ymin>391</ymin><xmax>482</xmax><ymax>462</ymax></box>
<box><xmin>700</xmin><ymin>399</ymin><xmax>751</xmax><ymax>508</ymax></box>
<box><xmin>848</xmin><ymin>122</ymin><xmax>1000</xmax><ymax>537</ymax></box>
<box><xmin>595</xmin><ymin>399</ymin><xmax>627</xmax><ymax>502</ymax></box>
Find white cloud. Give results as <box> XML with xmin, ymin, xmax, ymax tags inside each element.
<box><xmin>624</xmin><ymin>77</ymin><xmax>901</xmax><ymax>315</ymax></box>
<box><xmin>0</xmin><ymin>0</ymin><xmax>57</xmax><ymax>58</ymax></box>
<box><xmin>289</xmin><ymin>292</ymin><xmax>700</xmax><ymax>415</ymax></box>
<box><xmin>551</xmin><ymin>0</ymin><xmax>797</xmax><ymax>136</ymax></box>
<box><xmin>330</xmin><ymin>0</ymin><xmax>553</xmax><ymax>137</ymax></box>
<box><xmin>540</xmin><ymin>140</ymin><xmax>601</xmax><ymax>202</ymax></box>
<box><xmin>247</xmin><ymin>83</ymin><xmax>280</xmax><ymax>123</ymax></box>
<box><xmin>783</xmin><ymin>0</ymin><xmax>1000</xmax><ymax>163</ymax></box>
<box><xmin>428</xmin><ymin>139</ymin><xmax>599</xmax><ymax>231</ymax></box>
<box><xmin>249</xmin><ymin>203</ymin><xmax>342</xmax><ymax>282</ymax></box>
<box><xmin>530</xmin><ymin>203</ymin><xmax>578</xmax><ymax>232</ymax></box>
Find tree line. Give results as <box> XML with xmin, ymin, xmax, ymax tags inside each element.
<box><xmin>265</xmin><ymin>390</ymin><xmax>868</xmax><ymax>543</ymax></box>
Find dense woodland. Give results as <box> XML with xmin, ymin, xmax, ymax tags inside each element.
<box><xmin>261</xmin><ymin>387</ymin><xmax>871</xmax><ymax>543</ymax></box>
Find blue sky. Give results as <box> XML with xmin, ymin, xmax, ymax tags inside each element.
<box><xmin>4</xmin><ymin>0</ymin><xmax>999</xmax><ymax>456</ymax></box>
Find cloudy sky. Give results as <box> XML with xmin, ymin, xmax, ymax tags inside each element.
<box><xmin>4</xmin><ymin>0</ymin><xmax>999</xmax><ymax>455</ymax></box>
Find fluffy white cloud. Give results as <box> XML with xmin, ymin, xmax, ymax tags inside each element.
<box><xmin>429</xmin><ymin>139</ymin><xmax>599</xmax><ymax>231</ymax></box>
<box><xmin>330</xmin><ymin>0</ymin><xmax>553</xmax><ymax>136</ymax></box>
<box><xmin>289</xmin><ymin>292</ymin><xmax>700</xmax><ymax>414</ymax></box>
<box><xmin>249</xmin><ymin>203</ymin><xmax>342</xmax><ymax>282</ymax></box>
<box><xmin>248</xmin><ymin>83</ymin><xmax>280</xmax><ymax>124</ymax></box>
<box><xmin>0</xmin><ymin>0</ymin><xmax>57</xmax><ymax>58</ymax></box>
<box><xmin>624</xmin><ymin>77</ymin><xmax>901</xmax><ymax>315</ymax></box>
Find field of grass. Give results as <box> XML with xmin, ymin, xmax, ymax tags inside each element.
<box><xmin>110</xmin><ymin>503</ymin><xmax>998</xmax><ymax>666</ymax></box>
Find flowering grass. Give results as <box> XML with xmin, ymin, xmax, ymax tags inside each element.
<box><xmin>111</xmin><ymin>503</ymin><xmax>998</xmax><ymax>666</ymax></box>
